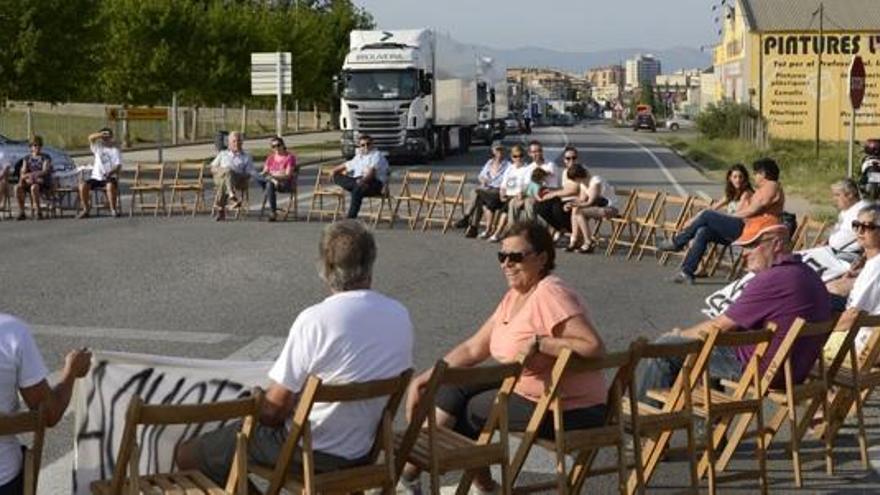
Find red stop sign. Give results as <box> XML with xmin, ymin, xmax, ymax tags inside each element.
<box><xmin>850</xmin><ymin>56</ymin><xmax>866</xmax><ymax>110</ymax></box>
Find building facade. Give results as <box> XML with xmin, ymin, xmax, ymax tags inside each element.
<box><xmin>625</xmin><ymin>54</ymin><xmax>662</xmax><ymax>89</ymax></box>
<box><xmin>715</xmin><ymin>0</ymin><xmax>880</xmax><ymax>141</ymax></box>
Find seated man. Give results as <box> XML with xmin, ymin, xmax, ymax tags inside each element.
<box><xmin>77</xmin><ymin>128</ymin><xmax>123</xmax><ymax>218</ymax></box>
<box><xmin>177</xmin><ymin>220</ymin><xmax>413</xmax><ymax>484</ymax></box>
<box><xmin>826</xmin><ymin>178</ymin><xmax>870</xmax><ymax>258</ymax></box>
<box><xmin>637</xmin><ymin>216</ymin><xmax>832</xmax><ymax>400</ymax></box>
<box><xmin>14</xmin><ymin>136</ymin><xmax>52</xmax><ymax>220</ymax></box>
<box><xmin>331</xmin><ymin>134</ymin><xmax>389</xmax><ymax>219</ymax></box>
<box><xmin>210</xmin><ymin>131</ymin><xmax>256</xmax><ymax>221</ymax></box>
<box><xmin>0</xmin><ymin>313</ymin><xmax>91</xmax><ymax>493</ymax></box>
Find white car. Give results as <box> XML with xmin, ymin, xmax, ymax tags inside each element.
<box><xmin>665</xmin><ymin>114</ymin><xmax>696</xmax><ymax>132</ymax></box>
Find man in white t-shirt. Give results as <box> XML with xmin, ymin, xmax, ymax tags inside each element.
<box><xmin>178</xmin><ymin>220</ymin><xmax>413</xmax><ymax>484</ymax></box>
<box><xmin>77</xmin><ymin>128</ymin><xmax>123</xmax><ymax>218</ymax></box>
<box><xmin>827</xmin><ymin>178</ymin><xmax>870</xmax><ymax>257</ymax></box>
<box><xmin>0</xmin><ymin>314</ymin><xmax>91</xmax><ymax>492</ymax></box>
<box><xmin>331</xmin><ymin>134</ymin><xmax>390</xmax><ymax>219</ymax></box>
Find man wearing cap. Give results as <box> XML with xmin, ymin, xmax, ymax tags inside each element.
<box><xmin>77</xmin><ymin>128</ymin><xmax>123</xmax><ymax>218</ymax></box>
<box><xmin>636</xmin><ymin>216</ymin><xmax>831</xmax><ymax>399</ymax></box>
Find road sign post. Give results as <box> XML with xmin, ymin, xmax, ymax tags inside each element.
<box><xmin>251</xmin><ymin>52</ymin><xmax>292</xmax><ymax>137</ymax></box>
<box><xmin>848</xmin><ymin>56</ymin><xmax>866</xmax><ymax>178</ymax></box>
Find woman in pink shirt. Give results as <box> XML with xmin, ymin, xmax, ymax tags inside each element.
<box><xmin>259</xmin><ymin>136</ymin><xmax>296</xmax><ymax>221</ymax></box>
<box><xmin>400</xmin><ymin>221</ymin><xmax>608</xmax><ymax>494</ymax></box>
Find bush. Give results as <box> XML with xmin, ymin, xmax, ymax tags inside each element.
<box><xmin>696</xmin><ymin>101</ymin><xmax>759</xmax><ymax>139</ymax></box>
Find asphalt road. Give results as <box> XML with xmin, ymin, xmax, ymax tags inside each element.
<box><xmin>2</xmin><ymin>123</ymin><xmax>878</xmax><ymax>493</ymax></box>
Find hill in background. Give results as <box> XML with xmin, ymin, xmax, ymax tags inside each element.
<box><xmin>477</xmin><ymin>45</ymin><xmax>711</xmax><ymax>73</ymax></box>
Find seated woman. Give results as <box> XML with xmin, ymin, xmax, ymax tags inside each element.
<box><xmin>14</xmin><ymin>136</ymin><xmax>53</xmax><ymax>220</ymax></box>
<box><xmin>824</xmin><ymin>204</ymin><xmax>880</xmax><ymax>360</ymax></box>
<box><xmin>535</xmin><ymin>146</ymin><xmax>583</xmax><ymax>239</ymax></box>
<box><xmin>487</xmin><ymin>145</ymin><xmax>530</xmax><ymax>242</ymax></box>
<box><xmin>257</xmin><ymin>136</ymin><xmax>296</xmax><ymax>222</ymax></box>
<box><xmin>458</xmin><ymin>144</ymin><xmax>509</xmax><ymax>238</ymax></box>
<box><xmin>564</xmin><ymin>165</ymin><xmax>618</xmax><ymax>253</ymax></box>
<box><xmin>401</xmin><ymin>222</ymin><xmax>607</xmax><ymax>493</ymax></box>
<box><xmin>660</xmin><ymin>158</ymin><xmax>783</xmax><ymax>284</ymax></box>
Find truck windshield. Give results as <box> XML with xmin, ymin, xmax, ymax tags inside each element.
<box><xmin>342</xmin><ymin>70</ymin><xmax>419</xmax><ymax>100</ymax></box>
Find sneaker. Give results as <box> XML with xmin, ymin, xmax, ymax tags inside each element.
<box><xmin>670</xmin><ymin>272</ymin><xmax>695</xmax><ymax>285</ymax></box>
<box><xmin>454</xmin><ymin>216</ymin><xmax>470</xmax><ymax>229</ymax></box>
<box><xmin>465</xmin><ymin>225</ymin><xmax>478</xmax><ymax>238</ymax></box>
<box><xmin>110</xmin><ymin>209</ymin><xmax>121</xmax><ymax>218</ymax></box>
<box><xmin>657</xmin><ymin>239</ymin><xmax>679</xmax><ymax>252</ymax></box>
<box><xmin>478</xmin><ymin>230</ymin><xmax>491</xmax><ymax>239</ymax></box>
<box><xmin>488</xmin><ymin>234</ymin><xmax>501</xmax><ymax>243</ymax></box>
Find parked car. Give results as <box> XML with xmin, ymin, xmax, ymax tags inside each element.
<box><xmin>633</xmin><ymin>113</ymin><xmax>656</xmax><ymax>132</ymax></box>
<box><xmin>666</xmin><ymin>113</ymin><xmax>696</xmax><ymax>132</ymax></box>
<box><xmin>504</xmin><ymin>113</ymin><xmax>521</xmax><ymax>134</ymax></box>
<box><xmin>1</xmin><ymin>133</ymin><xmax>76</xmax><ymax>180</ymax></box>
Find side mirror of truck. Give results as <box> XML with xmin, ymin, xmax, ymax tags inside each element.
<box><xmin>332</xmin><ymin>75</ymin><xmax>342</xmax><ymax>96</ymax></box>
<box><xmin>489</xmin><ymin>88</ymin><xmax>496</xmax><ymax>104</ymax></box>
<box><xmin>422</xmin><ymin>74</ymin><xmax>433</xmax><ymax>95</ymax></box>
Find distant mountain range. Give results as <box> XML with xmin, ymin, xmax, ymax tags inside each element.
<box><xmin>476</xmin><ymin>45</ymin><xmax>712</xmax><ymax>74</ymax></box>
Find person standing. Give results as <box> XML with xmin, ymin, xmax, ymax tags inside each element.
<box><xmin>257</xmin><ymin>136</ymin><xmax>297</xmax><ymax>222</ymax></box>
<box><xmin>331</xmin><ymin>135</ymin><xmax>389</xmax><ymax>219</ymax></box>
<box><xmin>210</xmin><ymin>131</ymin><xmax>255</xmax><ymax>221</ymax></box>
<box><xmin>77</xmin><ymin>128</ymin><xmax>122</xmax><ymax>218</ymax></box>
<box><xmin>14</xmin><ymin>136</ymin><xmax>52</xmax><ymax>220</ymax></box>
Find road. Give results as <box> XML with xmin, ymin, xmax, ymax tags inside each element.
<box><xmin>2</xmin><ymin>123</ymin><xmax>876</xmax><ymax>493</ymax></box>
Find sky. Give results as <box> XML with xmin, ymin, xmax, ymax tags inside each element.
<box><xmin>353</xmin><ymin>0</ymin><xmax>721</xmax><ymax>52</ymax></box>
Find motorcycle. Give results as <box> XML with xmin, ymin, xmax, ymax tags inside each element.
<box><xmin>859</xmin><ymin>138</ymin><xmax>880</xmax><ymax>201</ymax></box>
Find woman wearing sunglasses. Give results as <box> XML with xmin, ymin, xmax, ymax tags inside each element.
<box><xmin>401</xmin><ymin>221</ymin><xmax>607</xmax><ymax>494</ymax></box>
<box><xmin>825</xmin><ymin>204</ymin><xmax>880</xmax><ymax>358</ymax></box>
<box><xmin>257</xmin><ymin>136</ymin><xmax>296</xmax><ymax>222</ymax></box>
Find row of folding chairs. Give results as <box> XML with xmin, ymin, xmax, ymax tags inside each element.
<box><xmin>12</xmin><ymin>311</ymin><xmax>880</xmax><ymax>494</ymax></box>
<box><xmin>307</xmin><ymin>165</ymin><xmax>468</xmax><ymax>233</ymax></box>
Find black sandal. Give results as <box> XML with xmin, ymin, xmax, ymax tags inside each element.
<box><xmin>579</xmin><ymin>240</ymin><xmax>597</xmax><ymax>253</ymax></box>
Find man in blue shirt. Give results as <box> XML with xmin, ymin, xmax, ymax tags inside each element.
<box><xmin>332</xmin><ymin>135</ymin><xmax>389</xmax><ymax>219</ymax></box>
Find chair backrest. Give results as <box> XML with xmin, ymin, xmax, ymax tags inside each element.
<box><xmin>313</xmin><ymin>165</ymin><xmax>338</xmax><ymax>190</ymax></box>
<box><xmin>108</xmin><ymin>389</ymin><xmax>263</xmax><ymax>494</ymax></box>
<box><xmin>0</xmin><ymin>405</ymin><xmax>45</xmax><ymax>495</ymax></box>
<box><xmin>172</xmin><ymin>160</ymin><xmax>206</xmax><ymax>185</ymax></box>
<box><xmin>433</xmin><ymin>172</ymin><xmax>467</xmax><ymax>202</ymax></box>
<box><xmin>629</xmin><ymin>190</ymin><xmax>663</xmax><ymax>223</ymax></box>
<box><xmin>656</xmin><ymin>194</ymin><xmax>693</xmax><ymax>230</ymax></box>
<box><xmin>132</xmin><ymin>162</ymin><xmax>165</xmax><ymax>186</ymax></box>
<box><xmin>267</xmin><ymin>369</ymin><xmax>413</xmax><ymax>495</ymax></box>
<box><xmin>759</xmin><ymin>317</ymin><xmax>838</xmax><ymax>392</ymax></box>
<box><xmin>396</xmin><ymin>171</ymin><xmax>433</xmax><ymax>200</ymax></box>
<box><xmin>792</xmin><ymin>216</ymin><xmax>829</xmax><ymax>251</ymax></box>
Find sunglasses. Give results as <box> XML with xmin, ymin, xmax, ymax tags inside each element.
<box><xmin>564</xmin><ymin>155</ymin><xmax>577</xmax><ymax>161</ymax></box>
<box><xmin>511</xmin><ymin>154</ymin><xmax>523</xmax><ymax>158</ymax></box>
<box><xmin>358</xmin><ymin>142</ymin><xmax>371</xmax><ymax>148</ymax></box>
<box><xmin>852</xmin><ymin>220</ymin><xmax>880</xmax><ymax>232</ymax></box>
<box><xmin>497</xmin><ymin>250</ymin><xmax>533</xmax><ymax>263</ymax></box>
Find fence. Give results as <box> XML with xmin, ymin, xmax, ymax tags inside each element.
<box><xmin>0</xmin><ymin>101</ymin><xmax>334</xmax><ymax>151</ymax></box>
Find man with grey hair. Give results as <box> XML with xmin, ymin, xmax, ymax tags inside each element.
<box><xmin>828</xmin><ymin>178</ymin><xmax>871</xmax><ymax>257</ymax></box>
<box><xmin>177</xmin><ymin>219</ymin><xmax>413</xmax><ymax>483</ymax></box>
<box><xmin>210</xmin><ymin>131</ymin><xmax>256</xmax><ymax>221</ymax></box>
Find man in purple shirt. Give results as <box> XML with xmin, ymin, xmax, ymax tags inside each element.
<box><xmin>636</xmin><ymin>217</ymin><xmax>832</xmax><ymax>399</ymax></box>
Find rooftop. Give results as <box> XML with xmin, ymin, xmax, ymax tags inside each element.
<box><xmin>740</xmin><ymin>0</ymin><xmax>880</xmax><ymax>32</ymax></box>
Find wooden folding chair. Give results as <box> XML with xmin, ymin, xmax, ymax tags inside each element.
<box><xmin>724</xmin><ymin>317</ymin><xmax>838</xmax><ymax>487</ymax></box>
<box><xmin>644</xmin><ymin>328</ymin><xmax>774</xmax><ymax>495</ymax></box>
<box><xmin>421</xmin><ymin>172</ymin><xmax>467</xmax><ymax>233</ymax></box>
<box><xmin>23</xmin><ymin>182</ymin><xmax>58</xmax><ymax>219</ymax></box>
<box><xmin>591</xmin><ymin>188</ymin><xmax>634</xmax><ymax>250</ymax></box>
<box><xmin>624</xmin><ymin>338</ymin><xmax>703</xmax><ymax>495</ymax></box>
<box><xmin>167</xmin><ymin>159</ymin><xmax>207</xmax><ymax>217</ymax></box>
<box><xmin>390</xmin><ymin>170</ymin><xmax>433</xmax><ymax>230</ymax></box>
<box><xmin>129</xmin><ymin>162</ymin><xmax>167</xmax><ymax>217</ymax></box>
<box><xmin>507</xmin><ymin>348</ymin><xmax>634</xmax><ymax>495</ymax></box>
<box><xmin>632</xmin><ymin>193</ymin><xmax>692</xmax><ymax>261</ymax></box>
<box><xmin>51</xmin><ymin>175</ymin><xmax>80</xmax><ymax>218</ymax></box>
<box><xmin>660</xmin><ymin>197</ymin><xmax>710</xmax><ymax>267</ymax></box>
<box><xmin>605</xmin><ymin>190</ymin><xmax>661</xmax><ymax>257</ymax></box>
<box><xmin>0</xmin><ymin>178</ymin><xmax>11</xmax><ymax>220</ymax></box>
<box><xmin>307</xmin><ymin>165</ymin><xmax>346</xmax><ymax>222</ymax></box>
<box><xmin>248</xmin><ymin>370</ymin><xmax>413</xmax><ymax>495</ymax></box>
<box><xmin>814</xmin><ymin>313</ymin><xmax>880</xmax><ymax>471</ymax></box>
<box><xmin>259</xmin><ymin>175</ymin><xmax>299</xmax><ymax>221</ymax></box>
<box><xmin>359</xmin><ymin>174</ymin><xmax>394</xmax><ymax>228</ymax></box>
<box><xmin>0</xmin><ymin>405</ymin><xmax>45</xmax><ymax>495</ymax></box>
<box><xmin>90</xmin><ymin>389</ymin><xmax>263</xmax><ymax>495</ymax></box>
<box><xmin>394</xmin><ymin>359</ymin><xmax>522</xmax><ymax>495</ymax></box>
<box><xmin>792</xmin><ymin>216</ymin><xmax>829</xmax><ymax>251</ymax></box>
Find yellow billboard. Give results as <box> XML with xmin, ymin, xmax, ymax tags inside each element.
<box><xmin>752</xmin><ymin>32</ymin><xmax>880</xmax><ymax>141</ymax></box>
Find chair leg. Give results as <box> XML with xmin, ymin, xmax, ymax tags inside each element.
<box><xmin>789</xmin><ymin>403</ymin><xmax>802</xmax><ymax>487</ymax></box>
<box><xmin>853</xmin><ymin>388</ymin><xmax>870</xmax><ymax>469</ymax></box>
<box><xmin>756</xmin><ymin>407</ymin><xmax>768</xmax><ymax>495</ymax></box>
<box><xmin>705</xmin><ymin>419</ymin><xmax>717</xmax><ymax>495</ymax></box>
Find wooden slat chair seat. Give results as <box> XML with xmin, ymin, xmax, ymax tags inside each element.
<box><xmin>390</xmin><ymin>170</ymin><xmax>433</xmax><ymax>230</ymax></box>
<box><xmin>0</xmin><ymin>405</ymin><xmax>45</xmax><ymax>495</ymax></box>
<box><xmin>421</xmin><ymin>172</ymin><xmax>467</xmax><ymax>233</ymax></box>
<box><xmin>623</xmin><ymin>339</ymin><xmax>703</xmax><ymax>495</ymax></box>
<box><xmin>249</xmin><ymin>370</ymin><xmax>413</xmax><ymax>495</ymax></box>
<box><xmin>129</xmin><ymin>162</ymin><xmax>167</xmax><ymax>217</ymax></box>
<box><xmin>506</xmin><ymin>349</ymin><xmax>635</xmax><ymax>495</ymax></box>
<box><xmin>359</xmin><ymin>174</ymin><xmax>394</xmax><ymax>227</ymax></box>
<box><xmin>606</xmin><ymin>190</ymin><xmax>661</xmax><ymax>258</ymax></box>
<box><xmin>394</xmin><ymin>359</ymin><xmax>522</xmax><ymax>495</ymax></box>
<box><xmin>632</xmin><ymin>193</ymin><xmax>692</xmax><ymax>261</ymax></box>
<box><xmin>90</xmin><ymin>389</ymin><xmax>263</xmax><ymax>495</ymax></box>
<box><xmin>307</xmin><ymin>165</ymin><xmax>346</xmax><ymax>222</ymax></box>
<box><xmin>259</xmin><ymin>174</ymin><xmax>299</xmax><ymax>221</ymax></box>
<box><xmin>168</xmin><ymin>159</ymin><xmax>207</xmax><ymax>217</ymax></box>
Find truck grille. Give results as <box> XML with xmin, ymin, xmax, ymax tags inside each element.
<box><xmin>354</xmin><ymin>110</ymin><xmax>405</xmax><ymax>148</ymax></box>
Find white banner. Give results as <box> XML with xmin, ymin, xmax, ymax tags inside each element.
<box><xmin>701</xmin><ymin>246</ymin><xmax>853</xmax><ymax>319</ymax></box>
<box><xmin>72</xmin><ymin>351</ymin><xmax>271</xmax><ymax>494</ymax></box>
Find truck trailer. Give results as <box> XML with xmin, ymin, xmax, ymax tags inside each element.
<box><xmin>474</xmin><ymin>56</ymin><xmax>508</xmax><ymax>145</ymax></box>
<box><xmin>338</xmin><ymin>29</ymin><xmax>478</xmax><ymax>162</ymax></box>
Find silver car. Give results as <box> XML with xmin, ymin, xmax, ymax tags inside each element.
<box><xmin>1</xmin><ymin>133</ymin><xmax>76</xmax><ymax>177</ymax></box>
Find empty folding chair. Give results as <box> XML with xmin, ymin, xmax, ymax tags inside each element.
<box><xmin>167</xmin><ymin>159</ymin><xmax>207</xmax><ymax>217</ymax></box>
<box><xmin>129</xmin><ymin>162</ymin><xmax>167</xmax><ymax>216</ymax></box>
<box><xmin>391</xmin><ymin>170</ymin><xmax>433</xmax><ymax>230</ymax></box>
<box><xmin>421</xmin><ymin>172</ymin><xmax>467</xmax><ymax>233</ymax></box>
<box><xmin>606</xmin><ymin>190</ymin><xmax>661</xmax><ymax>257</ymax></box>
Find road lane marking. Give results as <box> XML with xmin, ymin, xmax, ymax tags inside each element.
<box><xmin>598</xmin><ymin>127</ymin><xmax>688</xmax><ymax>196</ymax></box>
<box><xmin>697</xmin><ymin>190</ymin><xmax>713</xmax><ymax>202</ymax></box>
<box><xmin>31</xmin><ymin>324</ymin><xmax>233</xmax><ymax>344</ymax></box>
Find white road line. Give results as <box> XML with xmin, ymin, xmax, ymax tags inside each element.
<box><xmin>31</xmin><ymin>324</ymin><xmax>232</xmax><ymax>344</ymax></box>
<box><xmin>39</xmin><ymin>334</ymin><xmax>284</xmax><ymax>493</ymax></box>
<box><xmin>697</xmin><ymin>190</ymin><xmax>713</xmax><ymax>202</ymax></box>
<box><xmin>598</xmin><ymin>127</ymin><xmax>688</xmax><ymax>196</ymax></box>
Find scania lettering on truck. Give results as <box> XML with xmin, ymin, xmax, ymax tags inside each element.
<box><xmin>338</xmin><ymin>29</ymin><xmax>478</xmax><ymax>162</ymax></box>
<box><xmin>474</xmin><ymin>56</ymin><xmax>508</xmax><ymax>145</ymax></box>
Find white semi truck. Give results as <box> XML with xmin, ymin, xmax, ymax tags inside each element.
<box><xmin>473</xmin><ymin>56</ymin><xmax>508</xmax><ymax>145</ymax></box>
<box><xmin>337</xmin><ymin>29</ymin><xmax>477</xmax><ymax>161</ymax></box>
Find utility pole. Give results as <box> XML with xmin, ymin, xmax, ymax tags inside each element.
<box><xmin>814</xmin><ymin>2</ymin><xmax>824</xmax><ymax>159</ymax></box>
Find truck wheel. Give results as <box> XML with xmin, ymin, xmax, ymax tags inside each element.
<box><xmin>670</xmin><ymin>123</ymin><xmax>679</xmax><ymax>131</ymax></box>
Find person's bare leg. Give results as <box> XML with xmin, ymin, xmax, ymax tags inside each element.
<box><xmin>569</xmin><ymin>208</ymin><xmax>583</xmax><ymax>247</ymax></box>
<box><xmin>30</xmin><ymin>183</ymin><xmax>41</xmax><ymax>218</ymax></box>
<box><xmin>107</xmin><ymin>181</ymin><xmax>119</xmax><ymax>215</ymax></box>
<box><xmin>78</xmin><ymin>182</ymin><xmax>91</xmax><ymax>216</ymax></box>
<box><xmin>15</xmin><ymin>183</ymin><xmax>26</xmax><ymax>217</ymax></box>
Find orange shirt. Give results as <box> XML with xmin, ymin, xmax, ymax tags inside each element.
<box><xmin>488</xmin><ymin>275</ymin><xmax>607</xmax><ymax>410</ymax></box>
